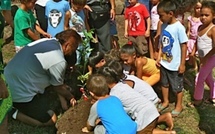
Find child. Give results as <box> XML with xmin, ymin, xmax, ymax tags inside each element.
<box><xmin>124</xmin><ymin>0</ymin><xmax>150</xmax><ymax>56</ymax></box>
<box><xmin>64</xmin><ymin>0</ymin><xmax>90</xmax><ymax>64</ymax></box>
<box><xmin>107</xmin><ymin>60</ymin><xmax>161</xmax><ymax>106</ymax></box>
<box><xmin>186</xmin><ymin>0</ymin><xmax>202</xmax><ymax>70</ymax></box>
<box><xmin>14</xmin><ymin>0</ymin><xmax>50</xmax><ymax>52</ymax></box>
<box><xmin>149</xmin><ymin>0</ymin><xmax>160</xmax><ymax>59</ymax></box>
<box><xmin>82</xmin><ymin>74</ymin><xmax>137</xmax><ymax>134</ymax></box>
<box><xmin>98</xmin><ymin>63</ymin><xmax>175</xmax><ymax>134</ymax></box>
<box><xmin>46</xmin><ymin>0</ymin><xmax>70</xmax><ymax>37</ymax></box>
<box><xmin>120</xmin><ymin>44</ymin><xmax>160</xmax><ymax>86</ymax></box>
<box><xmin>189</xmin><ymin>1</ymin><xmax>215</xmax><ymax>106</ymax></box>
<box><xmin>88</xmin><ymin>51</ymin><xmax>106</xmax><ymax>74</ymax></box>
<box><xmin>156</xmin><ymin>0</ymin><xmax>188</xmax><ymax>117</ymax></box>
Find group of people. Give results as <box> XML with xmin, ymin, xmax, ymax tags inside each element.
<box><xmin>0</xmin><ymin>0</ymin><xmax>215</xmax><ymax>134</ymax></box>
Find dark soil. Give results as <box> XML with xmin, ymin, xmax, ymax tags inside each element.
<box><xmin>56</xmin><ymin>99</ymin><xmax>93</xmax><ymax>134</ymax></box>
<box><xmin>55</xmin><ymin>4</ymin><xmax>127</xmax><ymax>132</ymax></box>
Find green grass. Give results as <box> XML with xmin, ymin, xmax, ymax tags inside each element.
<box><xmin>2</xmin><ymin>27</ymin><xmax>215</xmax><ymax>134</ymax></box>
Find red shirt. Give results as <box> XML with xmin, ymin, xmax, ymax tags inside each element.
<box><xmin>125</xmin><ymin>4</ymin><xmax>149</xmax><ymax>36</ymax></box>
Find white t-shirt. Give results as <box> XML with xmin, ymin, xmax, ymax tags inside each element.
<box><xmin>36</xmin><ymin>0</ymin><xmax>49</xmax><ymax>7</ymax></box>
<box><xmin>150</xmin><ymin>4</ymin><xmax>159</xmax><ymax>30</ymax></box>
<box><xmin>160</xmin><ymin>21</ymin><xmax>188</xmax><ymax>71</ymax></box>
<box><xmin>110</xmin><ymin>82</ymin><xmax>159</xmax><ymax>131</ymax></box>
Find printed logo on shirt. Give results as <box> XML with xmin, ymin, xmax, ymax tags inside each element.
<box><xmin>48</xmin><ymin>9</ymin><xmax>62</xmax><ymax>28</ymax></box>
<box><xmin>161</xmin><ymin>30</ymin><xmax>174</xmax><ymax>62</ymax></box>
<box><xmin>71</xmin><ymin>14</ymin><xmax>85</xmax><ymax>33</ymax></box>
<box><xmin>128</xmin><ymin>11</ymin><xmax>141</xmax><ymax>31</ymax></box>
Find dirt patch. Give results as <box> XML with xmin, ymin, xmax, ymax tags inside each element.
<box><xmin>56</xmin><ymin>99</ymin><xmax>93</xmax><ymax>134</ymax></box>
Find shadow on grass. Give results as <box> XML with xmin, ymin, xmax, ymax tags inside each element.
<box><xmin>183</xmin><ymin>67</ymin><xmax>215</xmax><ymax>134</ymax></box>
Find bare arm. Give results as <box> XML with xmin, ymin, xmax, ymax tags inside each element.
<box><xmin>25</xmin><ymin>28</ymin><xmax>40</xmax><ymax>41</ymax></box>
<box><xmin>178</xmin><ymin>43</ymin><xmax>187</xmax><ymax>73</ymax></box>
<box><xmin>201</xmin><ymin>27</ymin><xmax>215</xmax><ymax>65</ymax></box>
<box><xmin>124</xmin><ymin>19</ymin><xmax>128</xmax><ymax>38</ymax></box>
<box><xmin>2</xmin><ymin>10</ymin><xmax>13</xmax><ymax>27</ymax></box>
<box><xmin>52</xmin><ymin>84</ymin><xmax>74</xmax><ymax>101</ymax></box>
<box><xmin>109</xmin><ymin>0</ymin><xmax>116</xmax><ymax>20</ymax></box>
<box><xmin>145</xmin><ymin>17</ymin><xmax>150</xmax><ymax>37</ymax></box>
<box><xmin>64</xmin><ymin>11</ymin><xmax>71</xmax><ymax>30</ymax></box>
<box><xmin>186</xmin><ymin>21</ymin><xmax>191</xmax><ymax>37</ymax></box>
<box><xmin>156</xmin><ymin>43</ymin><xmax>162</xmax><ymax>67</ymax></box>
<box><xmin>35</xmin><ymin>24</ymin><xmax>51</xmax><ymax>38</ymax></box>
<box><xmin>135</xmin><ymin>58</ymin><xmax>145</xmax><ymax>79</ymax></box>
<box><xmin>154</xmin><ymin>20</ymin><xmax>162</xmax><ymax>51</ymax></box>
<box><xmin>84</xmin><ymin>9</ymin><xmax>90</xmax><ymax>31</ymax></box>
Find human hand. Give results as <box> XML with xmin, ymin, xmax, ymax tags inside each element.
<box><xmin>145</xmin><ymin>30</ymin><xmax>150</xmax><ymax>38</ymax></box>
<box><xmin>70</xmin><ymin>98</ymin><xmax>77</xmax><ymax>107</ymax></box>
<box><xmin>124</xmin><ymin>32</ymin><xmax>128</xmax><ymax>38</ymax></box>
<box><xmin>110</xmin><ymin>9</ymin><xmax>115</xmax><ymax>20</ymax></box>
<box><xmin>95</xmin><ymin>118</ymin><xmax>101</xmax><ymax>125</ymax></box>
<box><xmin>84</xmin><ymin>5</ymin><xmax>92</xmax><ymax>12</ymax></box>
<box><xmin>0</xmin><ymin>79</ymin><xmax>8</xmax><ymax>99</ymax></box>
<box><xmin>43</xmin><ymin>32</ymin><xmax>51</xmax><ymax>38</ymax></box>
<box><xmin>200</xmin><ymin>56</ymin><xmax>208</xmax><ymax>66</ymax></box>
<box><xmin>178</xmin><ymin>64</ymin><xmax>185</xmax><ymax>74</ymax></box>
<box><xmin>82</xmin><ymin>127</ymin><xmax>90</xmax><ymax>133</ymax></box>
<box><xmin>156</xmin><ymin>57</ymin><xmax>161</xmax><ymax>67</ymax></box>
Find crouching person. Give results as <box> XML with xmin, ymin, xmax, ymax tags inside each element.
<box><xmin>82</xmin><ymin>74</ymin><xmax>137</xmax><ymax>134</ymax></box>
<box><xmin>4</xmin><ymin>29</ymin><xmax>82</xmax><ymax>126</ymax></box>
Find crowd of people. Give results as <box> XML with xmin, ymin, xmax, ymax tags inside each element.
<box><xmin>0</xmin><ymin>0</ymin><xmax>215</xmax><ymax>133</ymax></box>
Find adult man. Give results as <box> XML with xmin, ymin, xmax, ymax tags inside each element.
<box><xmin>86</xmin><ymin>0</ymin><xmax>115</xmax><ymax>52</ymax></box>
<box><xmin>4</xmin><ymin>29</ymin><xmax>82</xmax><ymax>126</ymax></box>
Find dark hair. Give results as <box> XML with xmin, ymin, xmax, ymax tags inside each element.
<box><xmin>201</xmin><ymin>1</ymin><xmax>215</xmax><ymax>15</ymax></box>
<box><xmin>97</xmin><ymin>60</ymin><xmax>122</xmax><ymax>84</ymax></box>
<box><xmin>120</xmin><ymin>44</ymin><xmax>137</xmax><ymax>55</ymax></box>
<box><xmin>55</xmin><ymin>29</ymin><xmax>82</xmax><ymax>48</ymax></box>
<box><xmin>104</xmin><ymin>49</ymin><xmax>121</xmax><ymax>62</ymax></box>
<box><xmin>72</xmin><ymin>0</ymin><xmax>87</xmax><ymax>6</ymax></box>
<box><xmin>106</xmin><ymin>60</ymin><xmax>125</xmax><ymax>80</ymax></box>
<box><xmin>86</xmin><ymin>74</ymin><xmax>109</xmax><ymax>97</ymax></box>
<box><xmin>157</xmin><ymin>0</ymin><xmax>177</xmax><ymax>14</ymax></box>
<box><xmin>158</xmin><ymin>0</ymin><xmax>198</xmax><ymax>15</ymax></box>
<box><xmin>20</xmin><ymin>0</ymin><xmax>34</xmax><ymax>4</ymax></box>
<box><xmin>88</xmin><ymin>51</ymin><xmax>105</xmax><ymax>68</ymax></box>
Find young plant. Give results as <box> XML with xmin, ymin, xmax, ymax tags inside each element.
<box><xmin>76</xmin><ymin>30</ymin><xmax>96</xmax><ymax>100</ymax></box>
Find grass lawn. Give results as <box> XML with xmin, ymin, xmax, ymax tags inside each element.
<box><xmin>2</xmin><ymin>25</ymin><xmax>215</xmax><ymax>134</ymax></box>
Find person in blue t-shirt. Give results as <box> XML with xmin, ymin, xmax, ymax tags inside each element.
<box><xmin>45</xmin><ymin>0</ymin><xmax>70</xmax><ymax>37</ymax></box>
<box><xmin>82</xmin><ymin>74</ymin><xmax>137</xmax><ymax>134</ymax></box>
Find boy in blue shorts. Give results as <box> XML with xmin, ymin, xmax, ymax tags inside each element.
<box><xmin>156</xmin><ymin>0</ymin><xmax>188</xmax><ymax>117</ymax></box>
<box><xmin>82</xmin><ymin>74</ymin><xmax>137</xmax><ymax>134</ymax></box>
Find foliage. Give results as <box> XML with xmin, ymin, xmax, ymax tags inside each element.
<box><xmin>76</xmin><ymin>30</ymin><xmax>94</xmax><ymax>87</ymax></box>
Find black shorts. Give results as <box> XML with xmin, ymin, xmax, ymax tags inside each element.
<box><xmin>13</xmin><ymin>92</ymin><xmax>51</xmax><ymax>123</ymax></box>
<box><xmin>160</xmin><ymin>65</ymin><xmax>184</xmax><ymax>93</ymax></box>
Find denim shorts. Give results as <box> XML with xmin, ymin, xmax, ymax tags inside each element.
<box><xmin>160</xmin><ymin>65</ymin><xmax>184</xmax><ymax>93</ymax></box>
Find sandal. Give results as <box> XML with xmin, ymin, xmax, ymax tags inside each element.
<box><xmin>186</xmin><ymin>100</ymin><xmax>202</xmax><ymax>108</ymax></box>
<box><xmin>204</xmin><ymin>98</ymin><xmax>215</xmax><ymax>106</ymax></box>
<box><xmin>171</xmin><ymin>109</ymin><xmax>183</xmax><ymax>117</ymax></box>
<box><xmin>157</xmin><ymin>103</ymin><xmax>169</xmax><ymax>112</ymax></box>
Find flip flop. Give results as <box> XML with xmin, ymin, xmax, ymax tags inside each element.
<box><xmin>171</xmin><ymin>109</ymin><xmax>182</xmax><ymax>117</ymax></box>
<box><xmin>186</xmin><ymin>101</ymin><xmax>202</xmax><ymax>108</ymax></box>
<box><xmin>157</xmin><ymin>103</ymin><xmax>169</xmax><ymax>112</ymax></box>
<box><xmin>204</xmin><ymin>98</ymin><xmax>215</xmax><ymax>106</ymax></box>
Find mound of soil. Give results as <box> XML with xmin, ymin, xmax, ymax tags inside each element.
<box><xmin>56</xmin><ymin>99</ymin><xmax>93</xmax><ymax>134</ymax></box>
<box><xmin>56</xmin><ymin>1</ymin><xmax>126</xmax><ymax>133</ymax></box>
